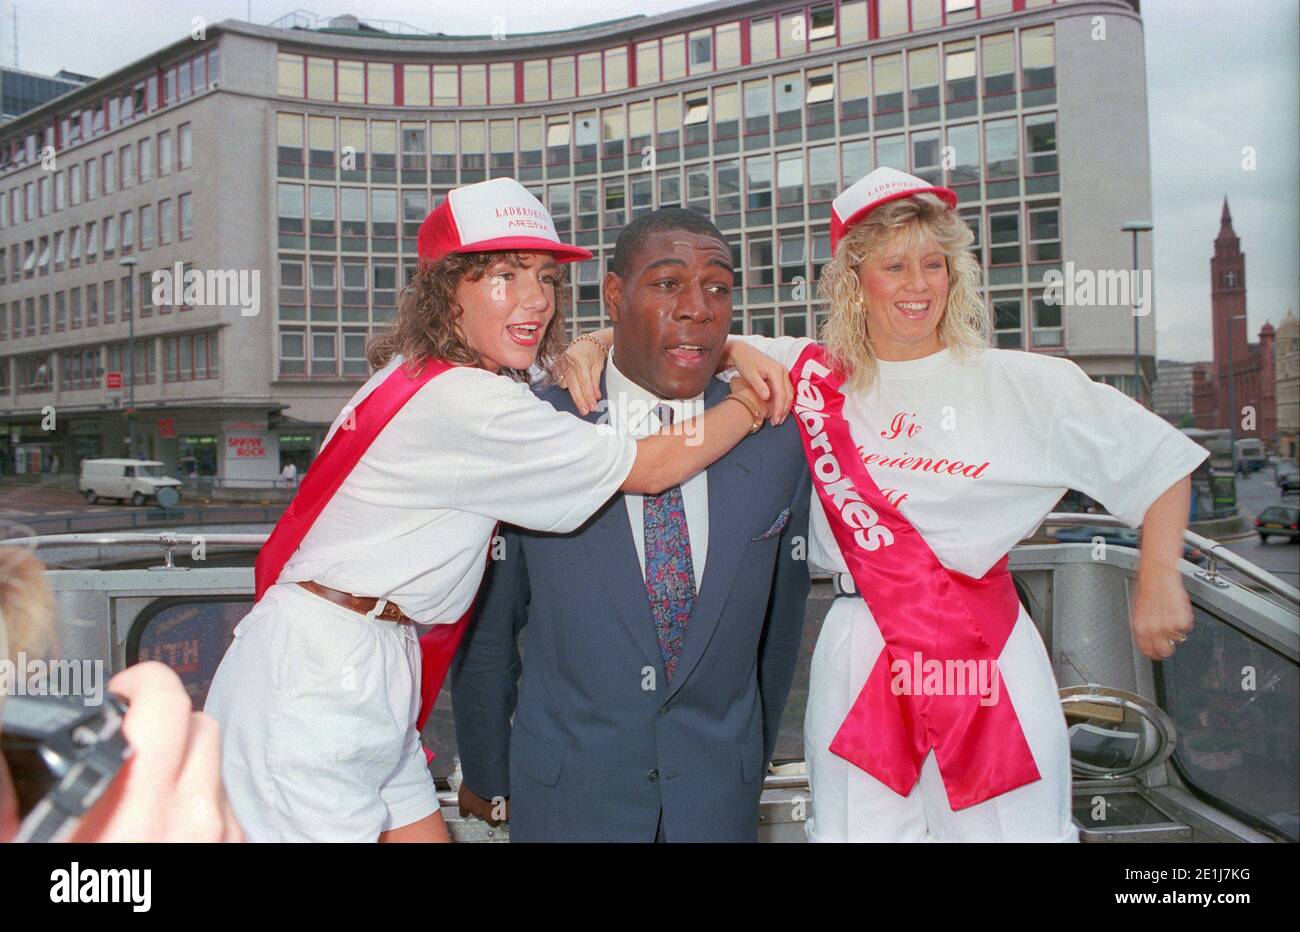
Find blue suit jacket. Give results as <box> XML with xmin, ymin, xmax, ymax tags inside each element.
<box><xmin>451</xmin><ymin>372</ymin><xmax>811</xmax><ymax>842</ymax></box>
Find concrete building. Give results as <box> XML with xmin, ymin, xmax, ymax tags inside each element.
<box><xmin>0</xmin><ymin>0</ymin><xmax>1155</xmax><ymax>483</ymax></box>
<box><xmin>1</xmin><ymin>67</ymin><xmax>94</xmax><ymax>124</ymax></box>
<box><xmin>1152</xmin><ymin>358</ymin><xmax>1193</xmax><ymax>427</ymax></box>
<box><xmin>1276</xmin><ymin>310</ymin><xmax>1298</xmax><ymax>459</ymax></box>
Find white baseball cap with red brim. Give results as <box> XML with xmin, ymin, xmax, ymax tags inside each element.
<box><xmin>417</xmin><ymin>177</ymin><xmax>592</xmax><ymax>264</ymax></box>
<box><xmin>830</xmin><ymin>166</ymin><xmax>958</xmax><ymax>255</ymax></box>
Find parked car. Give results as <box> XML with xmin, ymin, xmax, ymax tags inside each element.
<box><xmin>1256</xmin><ymin>505</ymin><xmax>1300</xmax><ymax>543</ymax></box>
<box><xmin>1280</xmin><ymin>472</ymin><xmax>1300</xmax><ymax>496</ymax></box>
<box><xmin>79</xmin><ymin>458</ymin><xmax>183</xmax><ymax>506</ymax></box>
<box><xmin>1051</xmin><ymin>525</ymin><xmax>1207</xmax><ymax>564</ymax></box>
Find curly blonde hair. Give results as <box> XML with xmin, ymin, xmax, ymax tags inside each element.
<box><xmin>367</xmin><ymin>251</ymin><xmax>571</xmax><ymax>381</ymax></box>
<box><xmin>818</xmin><ymin>193</ymin><xmax>991</xmax><ymax>393</ymax></box>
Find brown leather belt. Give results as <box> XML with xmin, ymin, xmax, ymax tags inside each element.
<box><xmin>297</xmin><ymin>580</ymin><xmax>415</xmax><ymax>625</ymax></box>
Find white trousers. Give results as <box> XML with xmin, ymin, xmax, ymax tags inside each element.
<box><xmin>805</xmin><ymin>596</ymin><xmax>1078</xmax><ymax>842</ymax></box>
<box><xmin>204</xmin><ymin>583</ymin><xmax>439</xmax><ymax>842</ymax></box>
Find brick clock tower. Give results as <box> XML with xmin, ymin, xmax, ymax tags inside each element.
<box><xmin>1203</xmin><ymin>197</ymin><xmax>1278</xmax><ymax>443</ymax></box>
<box><xmin>1210</xmin><ymin>198</ymin><xmax>1249</xmax><ymax>428</ymax></box>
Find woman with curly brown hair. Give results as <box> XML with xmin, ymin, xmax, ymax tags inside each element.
<box><xmin>204</xmin><ymin>178</ymin><xmax>783</xmax><ymax>843</ymax></box>
<box><xmin>563</xmin><ymin>167</ymin><xmax>1207</xmax><ymax>842</ymax></box>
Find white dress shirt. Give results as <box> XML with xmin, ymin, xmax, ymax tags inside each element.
<box><xmin>605</xmin><ymin>350</ymin><xmax>709</xmax><ymax>590</ymax></box>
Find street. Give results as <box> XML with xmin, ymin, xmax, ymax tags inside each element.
<box><xmin>1224</xmin><ymin>467</ymin><xmax>1300</xmax><ymax>585</ymax></box>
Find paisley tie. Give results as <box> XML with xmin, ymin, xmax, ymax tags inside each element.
<box><xmin>642</xmin><ymin>404</ymin><xmax>696</xmax><ymax>681</ymax></box>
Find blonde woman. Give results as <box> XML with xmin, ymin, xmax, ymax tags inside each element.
<box><xmin>561</xmin><ymin>167</ymin><xmax>1207</xmax><ymax>842</ymax></box>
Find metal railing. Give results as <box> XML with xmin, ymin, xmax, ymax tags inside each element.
<box><xmin>1040</xmin><ymin>512</ymin><xmax>1299</xmax><ymax>608</ymax></box>
<box><xmin>1</xmin><ymin>504</ymin><xmax>285</xmax><ymax>538</ymax></box>
<box><xmin>13</xmin><ymin>513</ymin><xmax>1298</xmax><ymax>608</ymax></box>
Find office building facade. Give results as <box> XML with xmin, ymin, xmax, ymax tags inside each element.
<box><xmin>0</xmin><ymin>0</ymin><xmax>1153</xmax><ymax>481</ymax></box>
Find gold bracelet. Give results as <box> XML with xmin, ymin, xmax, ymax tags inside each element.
<box><xmin>722</xmin><ymin>394</ymin><xmax>765</xmax><ymax>434</ymax></box>
<box><xmin>570</xmin><ymin>332</ymin><xmax>609</xmax><ymax>358</ymax></box>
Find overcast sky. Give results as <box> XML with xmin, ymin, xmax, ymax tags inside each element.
<box><xmin>4</xmin><ymin>0</ymin><xmax>1296</xmax><ymax>362</ymax></box>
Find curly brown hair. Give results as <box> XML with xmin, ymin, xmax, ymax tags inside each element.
<box><xmin>367</xmin><ymin>251</ymin><xmax>571</xmax><ymax>380</ymax></box>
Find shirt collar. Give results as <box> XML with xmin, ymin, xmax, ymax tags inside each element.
<box><xmin>605</xmin><ymin>348</ymin><xmax>706</xmax><ymax>437</ymax></box>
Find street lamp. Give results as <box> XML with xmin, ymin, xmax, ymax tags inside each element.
<box><xmin>118</xmin><ymin>255</ymin><xmax>139</xmax><ymax>459</ymax></box>
<box><xmin>1122</xmin><ymin>220</ymin><xmax>1154</xmax><ymax>405</ymax></box>
<box><xmin>1226</xmin><ymin>312</ymin><xmax>1247</xmax><ymax>474</ymax></box>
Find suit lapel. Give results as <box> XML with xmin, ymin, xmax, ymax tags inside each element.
<box><xmin>666</xmin><ymin>378</ymin><xmax>759</xmax><ymax>701</ymax></box>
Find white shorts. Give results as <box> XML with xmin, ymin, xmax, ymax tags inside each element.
<box><xmin>204</xmin><ymin>582</ymin><xmax>440</xmax><ymax>842</ymax></box>
<box><xmin>805</xmin><ymin>596</ymin><xmax>1078</xmax><ymax>843</ymax></box>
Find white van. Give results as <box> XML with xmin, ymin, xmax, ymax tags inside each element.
<box><xmin>79</xmin><ymin>459</ymin><xmax>183</xmax><ymax>506</ymax></box>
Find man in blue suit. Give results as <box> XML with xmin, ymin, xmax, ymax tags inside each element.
<box><xmin>451</xmin><ymin>209</ymin><xmax>811</xmax><ymax>842</ymax></box>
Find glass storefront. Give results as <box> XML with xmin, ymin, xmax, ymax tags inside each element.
<box><xmin>178</xmin><ymin>434</ymin><xmax>218</xmax><ymax>477</ymax></box>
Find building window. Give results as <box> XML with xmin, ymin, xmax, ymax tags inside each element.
<box><xmin>403</xmin><ymin>64</ymin><xmax>431</xmax><ymax>106</ymax></box>
<box><xmin>989</xmin><ymin>210</ymin><xmax>1021</xmax><ymax>267</ymax></box>
<box><xmin>713</xmin><ymin>85</ymin><xmax>740</xmax><ymax>142</ymax></box>
<box><xmin>158</xmin><ymin>130</ymin><xmax>173</xmax><ymax>174</ymax></box>
<box><xmin>102</xmin><ymin>151</ymin><xmax>116</xmax><ymax>194</ymax></box>
<box><xmin>982</xmin><ymin>33</ymin><xmax>1016</xmax><ymax>98</ymax></box>
<box><xmin>119</xmin><ymin>210</ymin><xmax>133</xmax><ymax>253</ymax></box>
<box><xmin>1022</xmin><ymin>26</ymin><xmax>1056</xmax><ymax>89</ymax></box>
<box><xmin>809</xmin><ymin>145</ymin><xmax>837</xmax><ymax>202</ymax></box>
<box><xmin>913</xmin><ymin>0</ymin><xmax>943</xmax><ymax>31</ymax></box>
<box><xmin>338</xmin><ymin>188</ymin><xmax>366</xmax><ymax>240</ymax></box>
<box><xmin>103</xmin><ymin>278</ymin><xmax>115</xmax><ymax>324</ymax></box>
<box><xmin>945</xmin><ymin>40</ymin><xmax>977</xmax><ymax>102</ymax></box>
<box><xmin>140</xmin><ymin>205</ymin><xmax>155</xmax><ymax>249</ymax></box>
<box><xmin>490</xmin><ymin>62</ymin><xmax>515</xmax><ymax>104</ymax></box>
<box><xmin>278</xmin><ymin>184</ymin><xmax>304</xmax><ymax>235</ymax></box>
<box><xmin>750</xmin><ymin>16</ymin><xmax>776</xmax><ymax>63</ymax></box>
<box><xmin>1028</xmin><ymin>206</ymin><xmax>1061</xmax><ymax>262</ymax></box>
<box><xmin>1032</xmin><ymin>292</ymin><xmax>1063</xmax><ymax>347</ymax></box>
<box><xmin>371</xmin><ymin>190</ymin><xmax>397</xmax><ymax>249</ymax></box>
<box><xmin>777</xmin><ymin>150</ymin><xmax>803</xmax><ymax>207</ymax></box>
<box><xmin>1025</xmin><ymin>113</ymin><xmax>1058</xmax><ymax>174</ymax></box>
<box><xmin>434</xmin><ymin>65</ymin><xmax>459</xmax><ymax>106</ymax></box>
<box><xmin>178</xmin><ymin>123</ymin><xmax>192</xmax><ymax>168</ymax></box>
<box><xmin>945</xmin><ymin>123</ymin><xmax>980</xmax><ymax>188</ymax></box>
<box><xmin>159</xmin><ymin>198</ymin><xmax>174</xmax><ymax>245</ymax></box>
<box><xmin>662</xmin><ymin>35</ymin><xmax>686</xmax><ymax>81</ymax></box>
<box><xmin>688</xmin><ymin>29</ymin><xmax>713</xmax><ymax>75</ymax></box>
<box><xmin>879</xmin><ymin>0</ymin><xmax>908</xmax><ymax>37</ymax></box>
<box><xmin>985</xmin><ymin>118</ymin><xmax>1019</xmax><ymax>179</ymax></box>
<box><xmin>993</xmin><ymin>295</ymin><xmax>1023</xmax><ymax>348</ymax></box>
<box><xmin>279</xmin><ymin>328</ymin><xmax>305</xmax><ymax>376</ymax></box>
<box><xmin>745</xmin><ymin>155</ymin><xmax>772</xmax><ymax>209</ymax></box>
<box><xmin>462</xmin><ymin>64</ymin><xmax>487</xmax><ymax>106</ymax></box>
<box><xmin>874</xmin><ymin>54</ymin><xmax>904</xmax><ymax>114</ymax></box>
<box><xmin>368</xmin><ymin>63</ymin><xmax>394</xmax><ymax>105</ymax></box>
<box><xmin>340</xmin><ymin>61</ymin><xmax>367</xmax><ymax>103</ymax></box>
<box><xmin>743</xmin><ymin>79</ymin><xmax>770</xmax><ymax>137</ymax></box>
<box><xmin>909</xmin><ymin>47</ymin><xmax>941</xmax><ymax>111</ymax></box>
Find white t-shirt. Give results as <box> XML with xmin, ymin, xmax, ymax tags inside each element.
<box><xmin>278</xmin><ymin>357</ymin><xmax>637</xmax><ymax>624</ymax></box>
<box><xmin>736</xmin><ymin>336</ymin><xmax>1209</xmax><ymax>579</ymax></box>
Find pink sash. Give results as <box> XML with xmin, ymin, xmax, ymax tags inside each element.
<box><xmin>253</xmin><ymin>357</ymin><xmax>476</xmax><ymax>736</ymax></box>
<box><xmin>791</xmin><ymin>343</ymin><xmax>1040</xmax><ymax>810</ymax></box>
